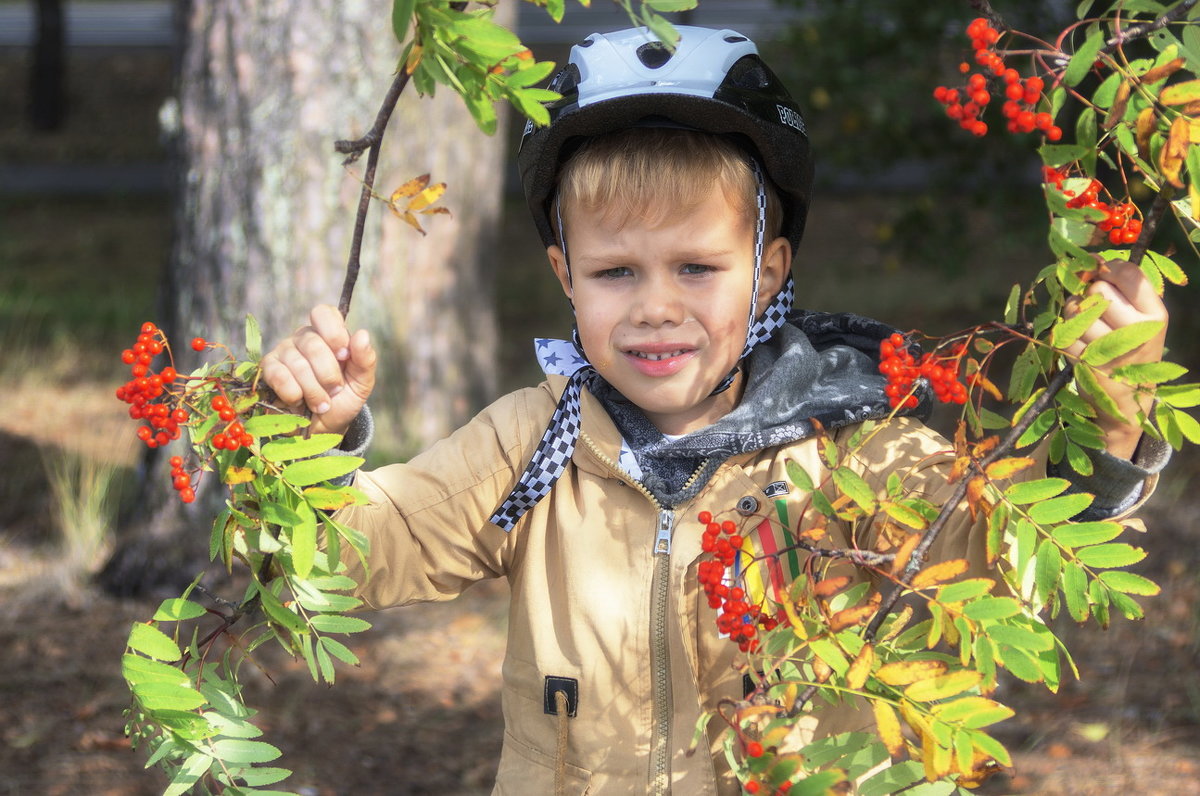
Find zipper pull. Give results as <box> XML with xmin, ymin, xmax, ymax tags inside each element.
<box><xmin>654</xmin><ymin>509</ymin><xmax>673</xmax><ymax>556</ymax></box>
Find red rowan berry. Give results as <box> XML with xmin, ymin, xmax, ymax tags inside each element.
<box><xmin>180</xmin><ymin>487</ymin><xmax>196</xmax><ymax>503</ymax></box>
<box><xmin>746</xmin><ymin>741</ymin><xmax>764</xmax><ymax>758</ymax></box>
<box><xmin>744</xmin><ymin>781</ymin><xmax>761</xmax><ymax>794</ymax></box>
<box><xmin>191</xmin><ymin>337</ymin><xmax>207</xmax><ymax>351</ymax></box>
<box><xmin>697</xmin><ymin>510</ymin><xmax>713</xmax><ymax>524</ymax></box>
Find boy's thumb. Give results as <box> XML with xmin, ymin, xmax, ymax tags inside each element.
<box><xmin>343</xmin><ymin>329</ymin><xmax>377</xmax><ymax>399</ymax></box>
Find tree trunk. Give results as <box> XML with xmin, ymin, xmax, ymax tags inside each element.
<box><xmin>29</xmin><ymin>0</ymin><xmax>65</xmax><ymax>130</ymax></box>
<box><xmin>100</xmin><ymin>0</ymin><xmax>505</xmax><ymax>595</ymax></box>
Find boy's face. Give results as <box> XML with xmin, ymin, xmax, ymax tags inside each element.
<box><xmin>548</xmin><ymin>190</ymin><xmax>790</xmax><ymax>436</ymax></box>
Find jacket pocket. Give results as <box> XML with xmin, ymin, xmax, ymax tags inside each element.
<box><xmin>494</xmin><ymin>729</ymin><xmax>591</xmax><ymax>795</ymax></box>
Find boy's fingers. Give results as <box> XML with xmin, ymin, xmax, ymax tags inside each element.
<box><xmin>309</xmin><ymin>304</ymin><xmax>352</xmax><ymax>360</ymax></box>
<box><xmin>260</xmin><ymin>348</ymin><xmax>305</xmax><ymax>409</ymax></box>
<box><xmin>1093</xmin><ymin>260</ymin><xmax>1168</xmax><ymax>319</ymax></box>
<box><xmin>342</xmin><ymin>329</ymin><xmax>377</xmax><ymax>399</ymax></box>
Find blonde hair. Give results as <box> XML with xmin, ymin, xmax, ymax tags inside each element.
<box><xmin>554</xmin><ymin>127</ymin><xmax>782</xmax><ymax>241</ymax></box>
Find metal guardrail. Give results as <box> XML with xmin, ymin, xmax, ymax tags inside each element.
<box><xmin>0</xmin><ymin>0</ymin><xmax>795</xmax><ymax>49</ymax></box>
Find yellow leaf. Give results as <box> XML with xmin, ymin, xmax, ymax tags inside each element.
<box><xmin>1160</xmin><ymin>115</ymin><xmax>1191</xmax><ymax>188</ymax></box>
<box><xmin>405</xmin><ymin>43</ymin><xmax>423</xmax><ymax>74</ymax></box>
<box><xmin>812</xmin><ymin>575</ymin><xmax>852</xmax><ymax>598</ymax></box>
<box><xmin>829</xmin><ymin>603</ymin><xmax>876</xmax><ymax>632</ymax></box>
<box><xmin>965</xmin><ymin>476</ymin><xmax>988</xmax><ymax>521</ymax></box>
<box><xmin>891</xmin><ymin>532</ymin><xmax>922</xmax><ymax>576</ymax></box>
<box><xmin>923</xmin><ymin>729</ymin><xmax>953</xmax><ymax>780</ymax></box>
<box><xmin>223</xmin><ymin>465</ymin><xmax>256</xmax><ymax>485</ymax></box>
<box><xmin>1104</xmin><ymin>79</ymin><xmax>1131</xmax><ymax>129</ymax></box>
<box><xmin>847</xmin><ymin>643</ymin><xmax>875</xmax><ymax>690</ymax></box>
<box><xmin>390</xmin><ymin>173</ymin><xmax>431</xmax><ymax>203</ymax></box>
<box><xmin>1159</xmin><ymin>77</ymin><xmax>1200</xmax><ymax>106</ymax></box>
<box><xmin>872</xmin><ymin>700</ymin><xmax>905</xmax><ymax>759</ymax></box>
<box><xmin>1136</xmin><ymin>107</ymin><xmax>1157</xmax><ymax>162</ymax></box>
<box><xmin>904</xmin><ymin>669</ymin><xmax>983</xmax><ymax>703</ymax></box>
<box><xmin>420</xmin><ymin>206</ymin><xmax>452</xmax><ymax>217</ymax></box>
<box><xmin>876</xmin><ymin>659</ymin><xmax>948</xmax><ymax>687</ymax></box>
<box><xmin>408</xmin><ymin>182</ymin><xmax>447</xmax><ymax>212</ymax></box>
<box><xmin>880</xmin><ymin>604</ymin><xmax>914</xmax><ymax>643</ymax></box>
<box><xmin>984</xmin><ymin>456</ymin><xmax>1035</xmax><ymax>480</ymax></box>
<box><xmin>911</xmin><ymin>558</ymin><xmax>970</xmax><ymax>589</ymax></box>
<box><xmin>400</xmin><ymin>211</ymin><xmax>426</xmax><ymax>235</ymax></box>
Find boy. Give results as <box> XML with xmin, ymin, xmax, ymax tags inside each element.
<box><xmin>261</xmin><ymin>26</ymin><xmax>1169</xmax><ymax>795</ymax></box>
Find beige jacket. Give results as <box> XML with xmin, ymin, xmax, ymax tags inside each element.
<box><xmin>333</xmin><ymin>375</ymin><xmax>1155</xmax><ymax>795</ymax></box>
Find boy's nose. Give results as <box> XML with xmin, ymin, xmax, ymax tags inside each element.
<box><xmin>630</xmin><ymin>279</ymin><xmax>686</xmax><ymax>327</ymax></box>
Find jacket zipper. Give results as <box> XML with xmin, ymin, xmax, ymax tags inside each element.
<box><xmin>579</xmin><ymin>434</ymin><xmax>708</xmax><ymax>795</ymax></box>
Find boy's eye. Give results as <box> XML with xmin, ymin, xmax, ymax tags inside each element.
<box><xmin>681</xmin><ymin>263</ymin><xmax>715</xmax><ymax>275</ymax></box>
<box><xmin>597</xmin><ymin>266</ymin><xmax>632</xmax><ymax>279</ymax></box>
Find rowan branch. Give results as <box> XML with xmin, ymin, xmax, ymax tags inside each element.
<box><xmin>334</xmin><ymin>68</ymin><xmax>413</xmax><ymax>318</ymax></box>
<box><xmin>1102</xmin><ymin>0</ymin><xmax>1198</xmax><ymax>54</ymax></box>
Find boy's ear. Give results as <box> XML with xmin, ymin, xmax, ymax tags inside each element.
<box><xmin>547</xmin><ymin>245</ymin><xmax>573</xmax><ymax>299</ymax></box>
<box><xmin>757</xmin><ymin>236</ymin><xmax>792</xmax><ymax>309</ymax></box>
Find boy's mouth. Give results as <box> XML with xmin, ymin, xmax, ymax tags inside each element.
<box><xmin>629</xmin><ymin>348</ymin><xmax>689</xmax><ymax>361</ymax></box>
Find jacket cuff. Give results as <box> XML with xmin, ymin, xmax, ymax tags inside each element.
<box><xmin>1050</xmin><ymin>432</ymin><xmax>1171</xmax><ymax>520</ymax></box>
<box><xmin>326</xmin><ymin>406</ymin><xmax>373</xmax><ymax>486</ymax></box>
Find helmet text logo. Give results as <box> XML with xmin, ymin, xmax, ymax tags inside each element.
<box><xmin>776</xmin><ymin>104</ymin><xmax>805</xmax><ymax>133</ymax></box>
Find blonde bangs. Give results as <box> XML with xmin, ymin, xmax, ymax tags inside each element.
<box><xmin>555</xmin><ymin>128</ymin><xmax>780</xmax><ymax>238</ymax></box>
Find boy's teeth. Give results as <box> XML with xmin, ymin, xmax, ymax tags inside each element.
<box><xmin>635</xmin><ymin>350</ymin><xmax>685</xmax><ymax>361</ymax></box>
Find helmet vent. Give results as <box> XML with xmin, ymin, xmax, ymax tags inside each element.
<box><xmin>724</xmin><ymin>35</ymin><xmax>747</xmax><ymax>43</ymax></box>
<box><xmin>548</xmin><ymin>63</ymin><xmax>581</xmax><ymax>94</ymax></box>
<box><xmin>726</xmin><ymin>55</ymin><xmax>771</xmax><ymax>90</ymax></box>
<box><xmin>636</xmin><ymin>41</ymin><xmax>672</xmax><ymax>69</ymax></box>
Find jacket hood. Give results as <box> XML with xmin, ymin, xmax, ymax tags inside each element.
<box><xmin>594</xmin><ymin>309</ymin><xmax>932</xmax><ymax>504</ymax></box>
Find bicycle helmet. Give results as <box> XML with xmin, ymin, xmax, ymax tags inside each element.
<box><xmin>517</xmin><ymin>25</ymin><xmax>813</xmax><ymax>252</ymax></box>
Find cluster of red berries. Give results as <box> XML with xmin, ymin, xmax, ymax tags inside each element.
<box><xmin>743</xmin><ymin>777</ymin><xmax>791</xmax><ymax>795</ymax></box>
<box><xmin>932</xmin><ymin>17</ymin><xmax>1063</xmax><ymax>140</ymax></box>
<box><xmin>116</xmin><ymin>322</ymin><xmax>188</xmax><ymax>450</ymax></box>
<box><xmin>167</xmin><ymin>455</ymin><xmax>196</xmax><ymax>503</ymax></box>
<box><xmin>879</xmin><ymin>333</ymin><xmax>968</xmax><ymax>409</ymax></box>
<box><xmin>209</xmin><ymin>394</ymin><xmax>254</xmax><ymax>450</ymax></box>
<box><xmin>697</xmin><ymin>511</ymin><xmax>779</xmax><ymax>654</ymax></box>
<box><xmin>1050</xmin><ymin>173</ymin><xmax>1144</xmax><ymax>245</ymax></box>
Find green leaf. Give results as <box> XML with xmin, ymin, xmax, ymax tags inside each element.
<box><xmin>1008</xmin><ymin>344</ymin><xmax>1041</xmax><ymax>402</ymax></box>
<box><xmin>308</xmin><ymin>614</ymin><xmax>371</xmax><ymax>634</ymax></box>
<box><xmin>1075</xmin><ymin>363</ymin><xmax>1125</xmax><ymax>420</ymax></box>
<box><xmin>1005</xmin><ymin>478</ymin><xmax>1070</xmax><ymax>504</ymax></box>
<box><xmin>281</xmin><ymin>456</ymin><xmax>364</xmax><ymax>487</ymax></box>
<box><xmin>132</xmin><ymin>681</ymin><xmax>207</xmax><ymax>711</ymax></box>
<box><xmin>164</xmin><ymin>752</ymin><xmax>212</xmax><ymax>796</ymax></box>
<box><xmin>832</xmin><ymin>467</ymin><xmax>876</xmax><ymax>513</ymax></box>
<box><xmin>122</xmin><ymin>654</ymin><xmax>189</xmax><ymax>686</ymax></box>
<box><xmin>1097</xmin><ymin>570</ymin><xmax>1161</xmax><ymax>596</ymax></box>
<box><xmin>128</xmin><ymin>623</ymin><xmax>182</xmax><ymax>662</ymax></box>
<box><xmin>302</xmin><ymin>485</ymin><xmax>368</xmax><ymax>511</ymax></box>
<box><xmin>1064</xmin><ymin>27</ymin><xmax>1104</xmax><ymax>87</ymax></box>
<box><xmin>320</xmin><ymin>635</ymin><xmax>361</xmax><ymax>666</ymax></box>
<box><xmin>260</xmin><ymin>434</ymin><xmax>343</xmax><ymax>462</ymax></box>
<box><xmin>1034</xmin><ymin>540</ymin><xmax>1063</xmax><ymax>605</ymax></box>
<box><xmin>222</xmin><ymin>766</ymin><xmax>291</xmax><ymax>787</ymax></box>
<box><xmin>1081</xmin><ymin>321</ymin><xmax>1165</xmax><ymax>367</ymax></box>
<box><xmin>859</xmin><ymin>760</ymin><xmax>925</xmax><ymax>796</ymax></box>
<box><xmin>1040</xmin><ymin>144</ymin><xmax>1090</xmax><ymax>168</ymax></box>
<box><xmin>1017</xmin><ymin>409</ymin><xmax>1058</xmax><ymax>449</ymax></box>
<box><xmin>1074</xmin><ymin>543</ymin><xmax>1147</xmax><ymax>568</ymax></box>
<box><xmin>786</xmin><ymin>459</ymin><xmax>814</xmax><ymax>492</ymax></box>
<box><xmin>1052</xmin><ymin>520</ymin><xmax>1124</xmax><ymax>547</ymax></box>
<box><xmin>1109</xmin><ymin>589</ymin><xmax>1146</xmax><ymax>620</ymax></box>
<box><xmin>881</xmin><ymin>500</ymin><xmax>928</xmax><ymax>530</ymax></box>
<box><xmin>291</xmin><ymin>502</ymin><xmax>318</xmax><ymax>579</ymax></box>
<box><xmin>1146</xmin><ymin>250</ymin><xmax>1189</xmax><ymax>287</ymax></box>
<box><xmin>937</xmin><ymin>578</ymin><xmax>993</xmax><ymax>604</ymax></box>
<box><xmin>963</xmin><ymin>596</ymin><xmax>1021</xmax><ymax>621</ymax></box>
<box><xmin>644</xmin><ymin>0</ymin><xmax>698</xmax><ymax>10</ymax></box>
<box><xmin>244</xmin><ymin>314</ymin><xmax>262</xmax><ymax>361</ymax></box>
<box><xmin>989</xmin><ymin>623</ymin><xmax>1054</xmax><ymax>652</ymax></box>
<box><xmin>391</xmin><ymin>0</ymin><xmax>416</xmax><ymax>43</ymax></box>
<box><xmin>153</xmin><ymin>598</ymin><xmax>207</xmax><ymax>622</ymax></box>
<box><xmin>1062</xmin><ymin>561</ymin><xmax>1090</xmax><ymax>622</ymax></box>
<box><xmin>204</xmin><ymin>713</ymin><xmax>263</xmax><ymax>740</ymax></box>
<box><xmin>1028</xmin><ymin>493</ymin><xmax>1093</xmax><ymax>524</ymax></box>
<box><xmin>1049</xmin><ymin>294</ymin><xmax>1108</xmax><ymax>349</ymax></box>
<box><xmin>244</xmin><ymin>414</ymin><xmax>309</xmax><ymax>436</ymax></box>
<box><xmin>210</xmin><ymin>738</ymin><xmax>282</xmax><ymax>764</ymax></box>
<box><xmin>1004</xmin><ymin>284</ymin><xmax>1022</xmax><ymax>325</ymax></box>
<box><xmin>1110</xmin><ymin>361</ymin><xmax>1188</xmax><ymax>385</ymax></box>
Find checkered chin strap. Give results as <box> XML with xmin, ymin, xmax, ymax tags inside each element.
<box><xmin>488</xmin><ymin>160</ymin><xmax>794</xmax><ymax>531</ymax></box>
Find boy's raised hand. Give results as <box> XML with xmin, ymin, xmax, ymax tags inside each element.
<box><xmin>1063</xmin><ymin>259</ymin><xmax>1169</xmax><ymax>461</ymax></box>
<box><xmin>261</xmin><ymin>304</ymin><xmax>377</xmax><ymax>437</ymax></box>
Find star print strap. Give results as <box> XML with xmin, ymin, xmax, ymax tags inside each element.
<box><xmin>489</xmin><ymin>366</ymin><xmax>594</xmax><ymax>531</ymax></box>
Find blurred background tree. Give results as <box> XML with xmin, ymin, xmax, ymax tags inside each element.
<box><xmin>98</xmin><ymin>0</ymin><xmax>512</xmax><ymax>595</ymax></box>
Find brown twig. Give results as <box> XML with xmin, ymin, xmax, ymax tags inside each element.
<box><xmin>1101</xmin><ymin>0</ymin><xmax>1198</xmax><ymax>54</ymax></box>
<box><xmin>968</xmin><ymin>0</ymin><xmax>1005</xmax><ymax>31</ymax></box>
<box><xmin>334</xmin><ymin>68</ymin><xmax>413</xmax><ymax>318</ymax></box>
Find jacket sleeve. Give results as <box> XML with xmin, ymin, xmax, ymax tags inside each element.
<box><xmin>327</xmin><ymin>386</ymin><xmax>548</xmax><ymax>610</ymax></box>
<box><xmin>841</xmin><ymin>416</ymin><xmax>1160</xmax><ymax>575</ymax></box>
